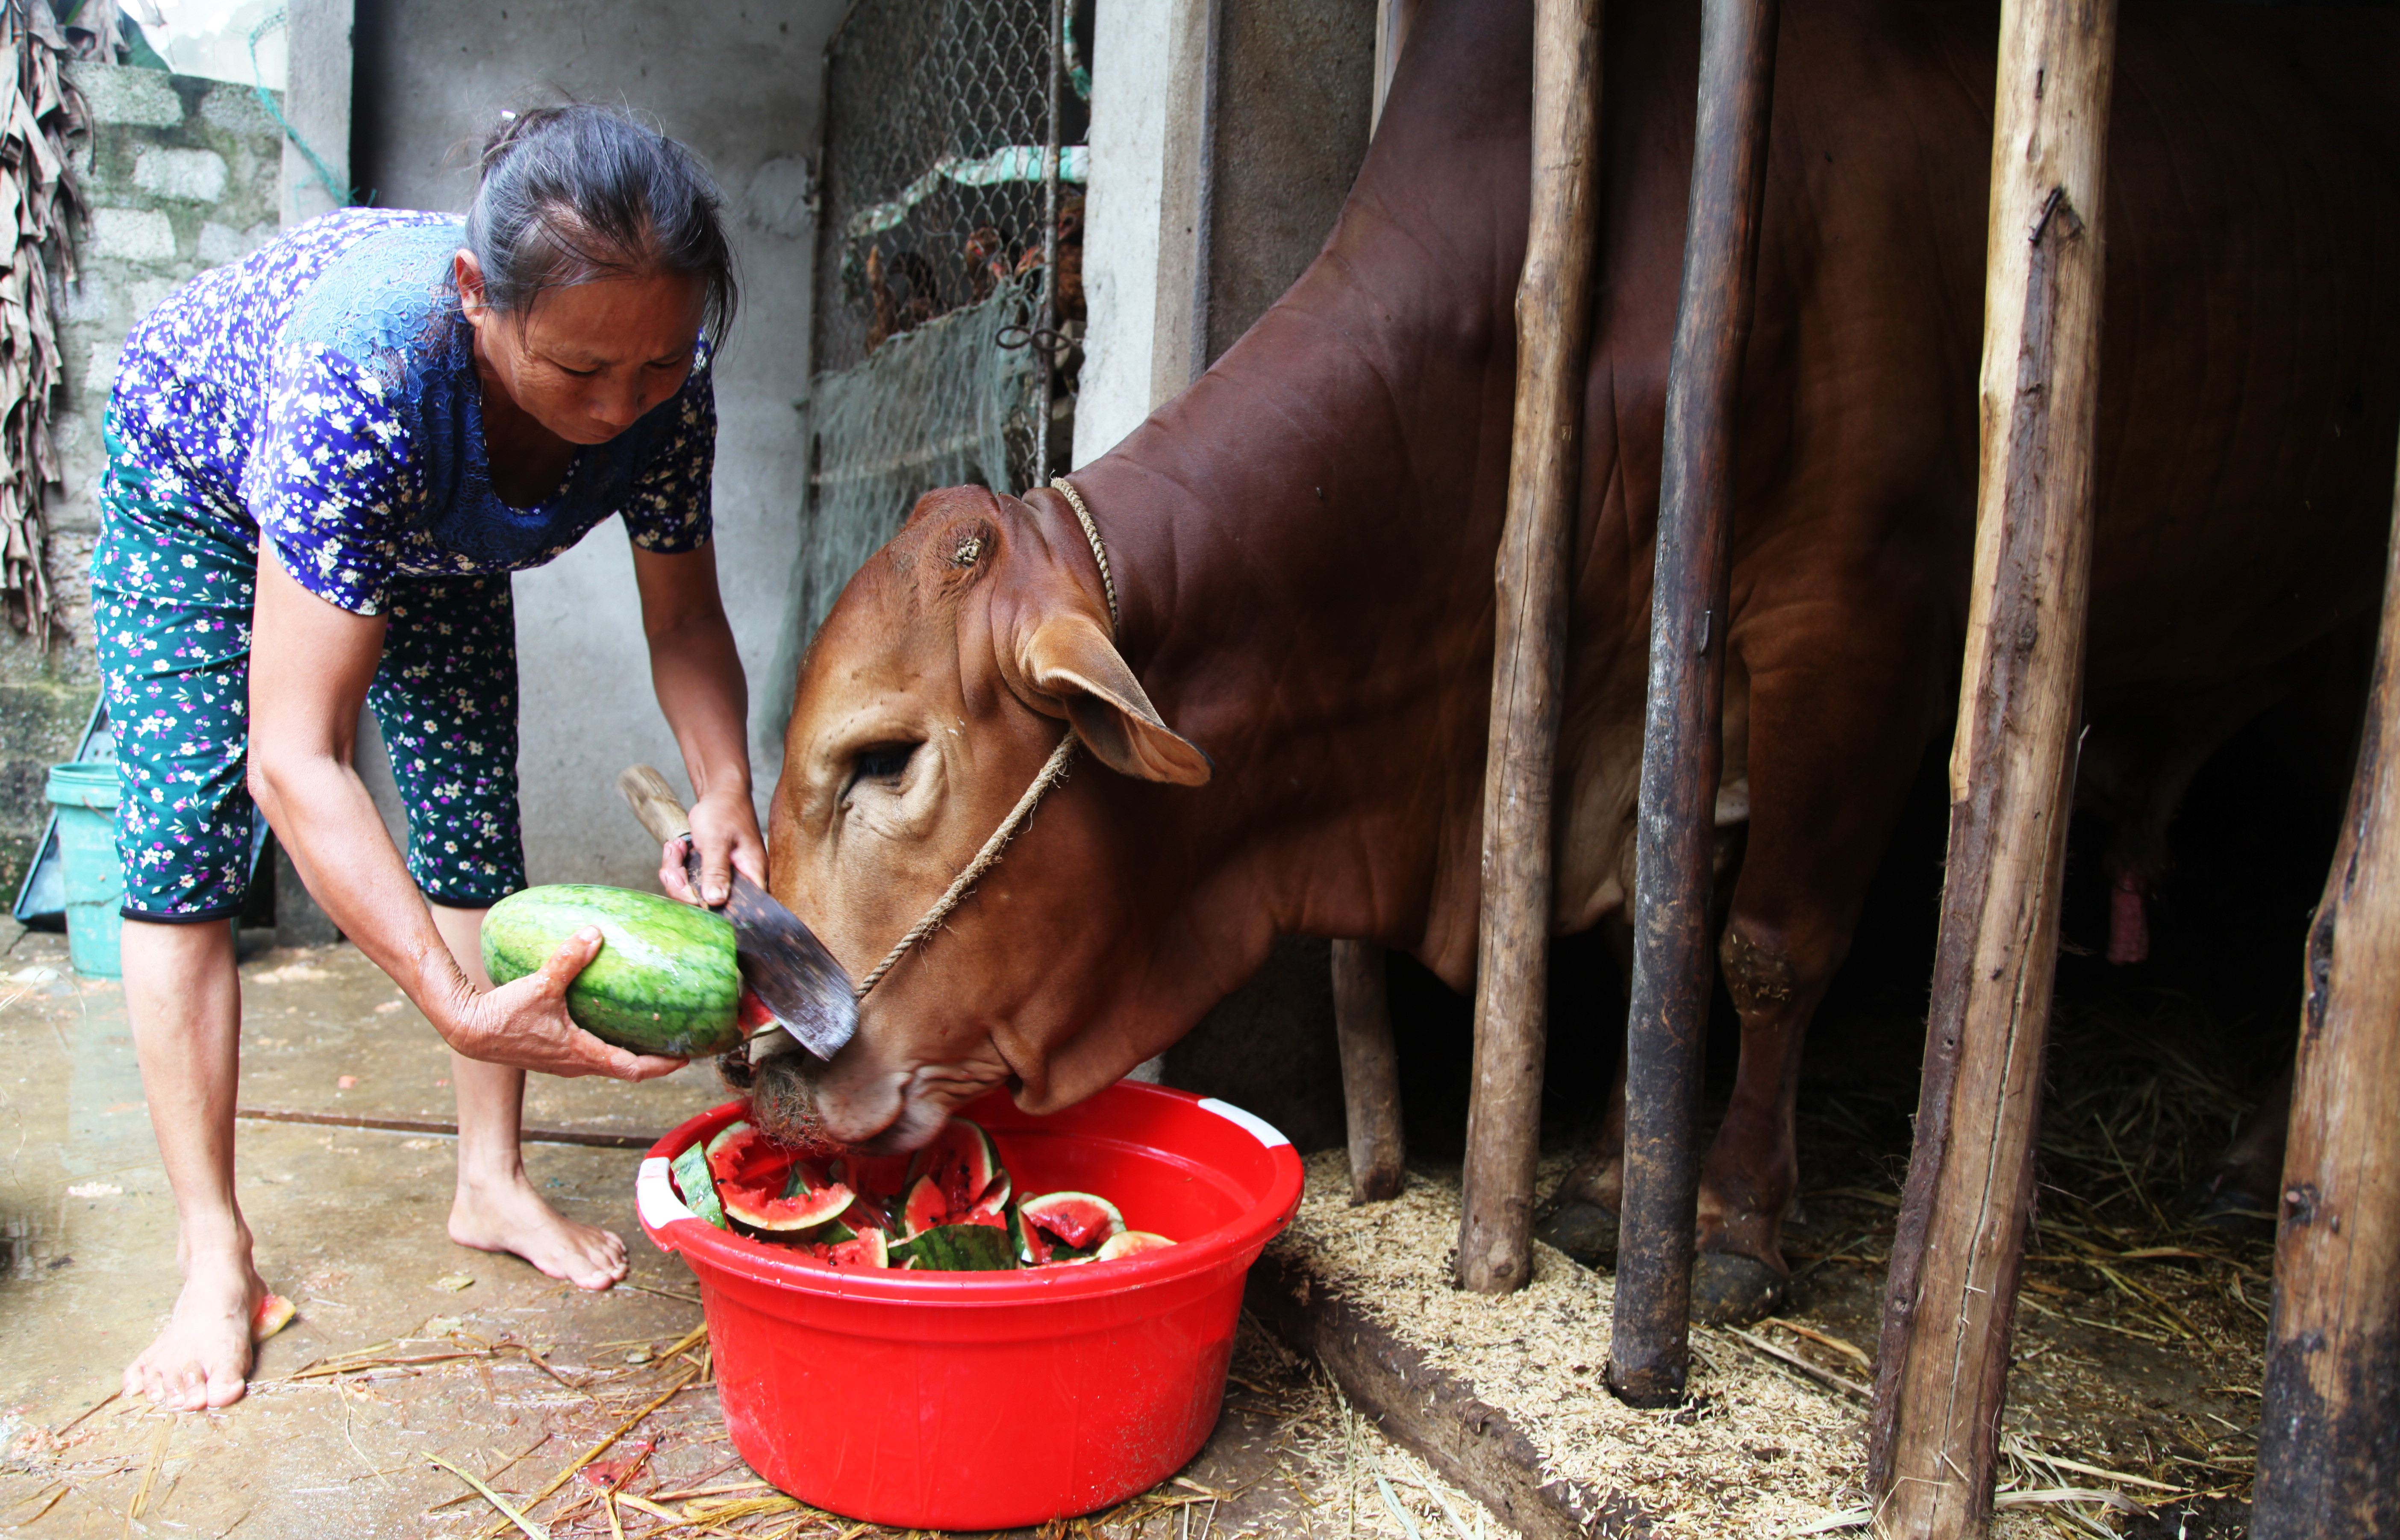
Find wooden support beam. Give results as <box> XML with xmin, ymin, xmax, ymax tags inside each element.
<box><xmin>1865</xmin><ymin>0</ymin><xmax>2118</xmax><ymax>1528</ymax></box>
<box><xmin>2252</xmin><ymin>458</ymin><xmax>2400</xmax><ymax>1540</ymax></box>
<box><xmin>1604</xmin><ymin>0</ymin><xmax>1781</xmax><ymax>1408</ymax></box>
<box><xmin>1333</xmin><ymin>940</ymin><xmax>1407</xmax><ymax>1202</ymax></box>
<box><xmin>1456</xmin><ymin>0</ymin><xmax>1605</xmax><ymax>1296</ymax></box>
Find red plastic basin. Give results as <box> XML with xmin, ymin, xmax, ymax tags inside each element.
<box><xmin>635</xmin><ymin>1080</ymin><xmax>1304</xmax><ymax>1531</ymax></box>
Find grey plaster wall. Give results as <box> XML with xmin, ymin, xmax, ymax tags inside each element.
<box><xmin>1204</xmin><ymin>0</ymin><xmax>1376</xmax><ymax>364</ymax></box>
<box><xmin>0</xmin><ymin>64</ymin><xmax>284</xmax><ymax>902</ymax></box>
<box><xmin>352</xmin><ymin>0</ymin><xmax>846</xmax><ymax>890</ymax></box>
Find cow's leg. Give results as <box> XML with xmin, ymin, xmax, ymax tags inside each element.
<box><xmin>1689</xmin><ymin>607</ymin><xmax>1940</xmax><ymax>1323</ymax></box>
<box><xmin>1538</xmin><ymin>917</ymin><xmax>1634</xmax><ymax>1262</ymax></box>
<box><xmin>2182</xmin><ymin>1060</ymin><xmax>2294</xmax><ymax>1229</ymax></box>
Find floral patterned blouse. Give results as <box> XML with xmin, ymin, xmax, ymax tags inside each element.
<box><xmin>106</xmin><ymin>207</ymin><xmax>715</xmax><ymax>616</ymax></box>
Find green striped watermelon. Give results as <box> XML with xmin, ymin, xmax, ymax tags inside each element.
<box><xmin>481</xmin><ymin>885</ymin><xmax>741</xmax><ymax>1057</ymax></box>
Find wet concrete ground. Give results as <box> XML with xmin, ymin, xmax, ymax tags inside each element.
<box><xmin>0</xmin><ymin>924</ymin><xmax>1496</xmax><ymax>1540</ymax></box>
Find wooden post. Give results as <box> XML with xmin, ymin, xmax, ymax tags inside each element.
<box><xmin>1865</xmin><ymin>0</ymin><xmax>2117</xmax><ymax>1529</ymax></box>
<box><xmin>1455</xmin><ymin>0</ymin><xmax>1605</xmax><ymax>1296</ymax></box>
<box><xmin>2252</xmin><ymin>459</ymin><xmax>2400</xmax><ymax>1540</ymax></box>
<box><xmin>1333</xmin><ymin>940</ymin><xmax>1406</xmax><ymax>1202</ymax></box>
<box><xmin>1603</xmin><ymin>0</ymin><xmax>1781</xmax><ymax>1408</ymax></box>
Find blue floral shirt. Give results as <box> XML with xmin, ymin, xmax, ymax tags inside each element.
<box><xmin>107</xmin><ymin>207</ymin><xmax>715</xmax><ymax>615</ymax></box>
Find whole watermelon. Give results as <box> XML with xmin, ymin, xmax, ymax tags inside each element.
<box><xmin>481</xmin><ymin>885</ymin><xmax>742</xmax><ymax>1057</ymax></box>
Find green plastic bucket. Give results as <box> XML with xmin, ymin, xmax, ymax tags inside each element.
<box><xmin>45</xmin><ymin>761</ymin><xmax>123</xmax><ymax>979</ymax></box>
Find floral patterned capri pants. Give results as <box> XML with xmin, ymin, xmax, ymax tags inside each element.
<box><xmin>91</xmin><ymin>436</ymin><xmax>528</xmax><ymax>922</ymax></box>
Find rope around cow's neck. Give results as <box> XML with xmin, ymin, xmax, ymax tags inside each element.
<box><xmin>850</xmin><ymin>476</ymin><xmax>1118</xmax><ymax>1000</ymax></box>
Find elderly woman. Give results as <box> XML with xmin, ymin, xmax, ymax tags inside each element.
<box><xmin>93</xmin><ymin>105</ymin><xmax>762</xmax><ymax>1410</ymax></box>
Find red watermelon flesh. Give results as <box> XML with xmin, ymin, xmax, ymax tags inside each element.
<box><xmin>900</xmin><ymin>1174</ymin><xmax>949</xmax><ymax>1238</ymax></box>
<box><xmin>723</xmin><ymin>1176</ymin><xmax>854</xmax><ymax>1232</ymax></box>
<box><xmin>707</xmin><ymin>1127</ymin><xmax>796</xmax><ymax>1191</ymax></box>
<box><xmin>824</xmin><ymin>1230</ymin><xmax>890</xmax><ymax>1270</ymax></box>
<box><xmin>835</xmin><ymin>1150</ymin><xmax>915</xmax><ymax>1198</ymax></box>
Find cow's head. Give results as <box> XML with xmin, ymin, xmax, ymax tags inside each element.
<box><xmin>753</xmin><ymin>484</ymin><xmax>1213</xmax><ymax>1152</ymax></box>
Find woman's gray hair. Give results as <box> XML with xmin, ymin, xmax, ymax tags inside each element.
<box><xmin>465</xmin><ymin>104</ymin><xmax>737</xmax><ymax>338</ymax></box>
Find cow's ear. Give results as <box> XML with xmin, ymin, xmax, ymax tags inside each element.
<box><xmin>1018</xmin><ymin>614</ymin><xmax>1212</xmax><ymax>786</ymax></box>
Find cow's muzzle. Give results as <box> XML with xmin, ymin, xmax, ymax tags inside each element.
<box><xmin>720</xmin><ymin>1031</ymin><xmax>935</xmax><ymax>1155</ymax></box>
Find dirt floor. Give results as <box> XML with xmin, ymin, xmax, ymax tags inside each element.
<box><xmin>0</xmin><ymin>923</ymin><xmax>1506</xmax><ymax>1540</ymax></box>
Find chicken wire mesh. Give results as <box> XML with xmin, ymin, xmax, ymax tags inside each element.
<box><xmin>770</xmin><ymin>0</ymin><xmax>1091</xmax><ymax>749</ymax></box>
<box><xmin>812</xmin><ymin>0</ymin><xmax>1090</xmax><ymax>381</ymax></box>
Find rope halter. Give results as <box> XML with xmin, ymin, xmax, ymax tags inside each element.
<box><xmin>851</xmin><ymin>476</ymin><xmax>1117</xmax><ymax>999</ymax></box>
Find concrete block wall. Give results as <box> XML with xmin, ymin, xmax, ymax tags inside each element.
<box><xmin>0</xmin><ymin>63</ymin><xmax>285</xmax><ymax>903</ymax></box>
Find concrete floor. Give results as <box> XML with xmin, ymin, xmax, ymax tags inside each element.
<box><xmin>0</xmin><ymin>925</ymin><xmax>1492</xmax><ymax>1540</ymax></box>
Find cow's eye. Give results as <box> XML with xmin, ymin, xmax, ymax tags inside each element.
<box><xmin>849</xmin><ymin>742</ymin><xmax>917</xmax><ymax>788</ymax></box>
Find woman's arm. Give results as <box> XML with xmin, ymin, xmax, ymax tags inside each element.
<box><xmin>249</xmin><ymin>544</ymin><xmax>683</xmax><ymax>1081</ymax></box>
<box><xmin>632</xmin><ymin>543</ymin><xmax>766</xmax><ymax>905</ymax></box>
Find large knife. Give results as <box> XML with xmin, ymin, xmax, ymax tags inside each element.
<box><xmin>616</xmin><ymin>765</ymin><xmax>857</xmax><ymax>1061</ymax></box>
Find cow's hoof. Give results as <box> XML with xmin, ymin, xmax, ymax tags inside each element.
<box><xmin>2178</xmin><ymin>1173</ymin><xmax>2276</xmax><ymax>1235</ymax></box>
<box><xmin>1692</xmin><ymin>1251</ymin><xmax>1785</xmax><ymax>1325</ymax></box>
<box><xmin>1536</xmin><ymin>1201</ymin><xmax>1620</xmax><ymax>1267</ymax></box>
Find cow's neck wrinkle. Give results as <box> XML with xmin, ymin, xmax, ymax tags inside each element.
<box><xmin>1065</xmin><ymin>308</ymin><xmax>1512</xmax><ymax>987</ymax></box>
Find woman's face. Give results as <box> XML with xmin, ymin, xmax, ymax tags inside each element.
<box><xmin>456</xmin><ymin>250</ymin><xmax>706</xmax><ymax>446</ymax></box>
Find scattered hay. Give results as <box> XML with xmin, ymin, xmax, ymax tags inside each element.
<box><xmin>1272</xmin><ymin>1150</ymin><xmax>1868</xmax><ymax>1538</ymax></box>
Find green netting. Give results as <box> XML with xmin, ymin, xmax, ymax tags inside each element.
<box><xmin>764</xmin><ymin>279</ymin><xmax>1039</xmax><ymax>746</ymax></box>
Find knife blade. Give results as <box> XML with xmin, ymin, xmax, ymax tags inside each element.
<box><xmin>616</xmin><ymin>764</ymin><xmax>858</xmax><ymax>1061</ymax></box>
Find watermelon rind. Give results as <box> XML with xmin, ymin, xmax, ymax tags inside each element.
<box><xmin>890</xmin><ymin>1223</ymin><xmax>1017</xmax><ymax>1272</ymax></box>
<box><xmin>1094</xmin><ymin>1230</ymin><xmax>1173</xmax><ymax>1261</ymax></box>
<box><xmin>1009</xmin><ymin>1202</ymin><xmax>1047</xmax><ymax>1265</ymax></box>
<box><xmin>481</xmin><ymin>885</ymin><xmax>742</xmax><ymax>1057</ymax></box>
<box><xmin>1018</xmin><ymin>1191</ymin><xmax>1126</xmax><ymax>1251</ymax></box>
<box><xmin>669</xmin><ymin>1141</ymin><xmax>729</xmax><ymax>1231</ymax></box>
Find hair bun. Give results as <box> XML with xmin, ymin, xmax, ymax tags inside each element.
<box><xmin>463</xmin><ymin>102</ymin><xmax>737</xmax><ymax>341</ymax></box>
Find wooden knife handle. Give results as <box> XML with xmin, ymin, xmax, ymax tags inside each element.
<box><xmin>617</xmin><ymin>764</ymin><xmax>693</xmax><ymax>846</ymax></box>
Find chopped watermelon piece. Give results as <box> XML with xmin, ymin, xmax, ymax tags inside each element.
<box><xmin>682</xmin><ymin>1112</ymin><xmax>1165</xmax><ymax>1271</ymax></box>
<box><xmin>1094</xmin><ymin>1231</ymin><xmax>1174</xmax><ymax>1261</ymax></box>
<box><xmin>906</xmin><ymin>1119</ymin><xmax>1003</xmax><ymax>1217</ymax></box>
<box><xmin>706</xmin><ymin>1126</ymin><xmax>797</xmax><ymax>1192</ymax></box>
<box><xmin>901</xmin><ymin>1173</ymin><xmax>948</xmax><ymax>1238</ymax></box>
<box><xmin>670</xmin><ymin>1141</ymin><xmax>729</xmax><ymax>1231</ymax></box>
<box><xmin>824</xmin><ymin>1230</ymin><xmax>890</xmax><ymax>1270</ymax></box>
<box><xmin>1018</xmin><ymin>1191</ymin><xmax>1125</xmax><ymax>1251</ymax></box>
<box><xmin>723</xmin><ymin>1162</ymin><xmax>855</xmax><ymax>1232</ymax></box>
<box><xmin>251</xmin><ymin>1292</ymin><xmax>297</xmax><ymax>1343</ymax></box>
<box><xmin>967</xmin><ymin>1171</ymin><xmax>1012</xmax><ymax>1220</ymax></box>
<box><xmin>891</xmin><ymin>1222</ymin><xmax>1016</xmax><ymax>1271</ymax></box>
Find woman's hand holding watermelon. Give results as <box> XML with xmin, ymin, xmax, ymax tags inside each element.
<box><xmin>438</xmin><ymin>924</ymin><xmax>690</xmax><ymax>1081</ymax></box>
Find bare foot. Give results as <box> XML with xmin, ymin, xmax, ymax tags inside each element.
<box><xmin>125</xmin><ymin>1245</ymin><xmax>265</xmax><ymax>1411</ymax></box>
<box><xmin>450</xmin><ymin>1173</ymin><xmax>628</xmax><ymax>1290</ymax></box>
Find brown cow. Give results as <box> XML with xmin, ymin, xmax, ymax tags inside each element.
<box><xmin>747</xmin><ymin>0</ymin><xmax>2400</xmax><ymax>1320</ymax></box>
